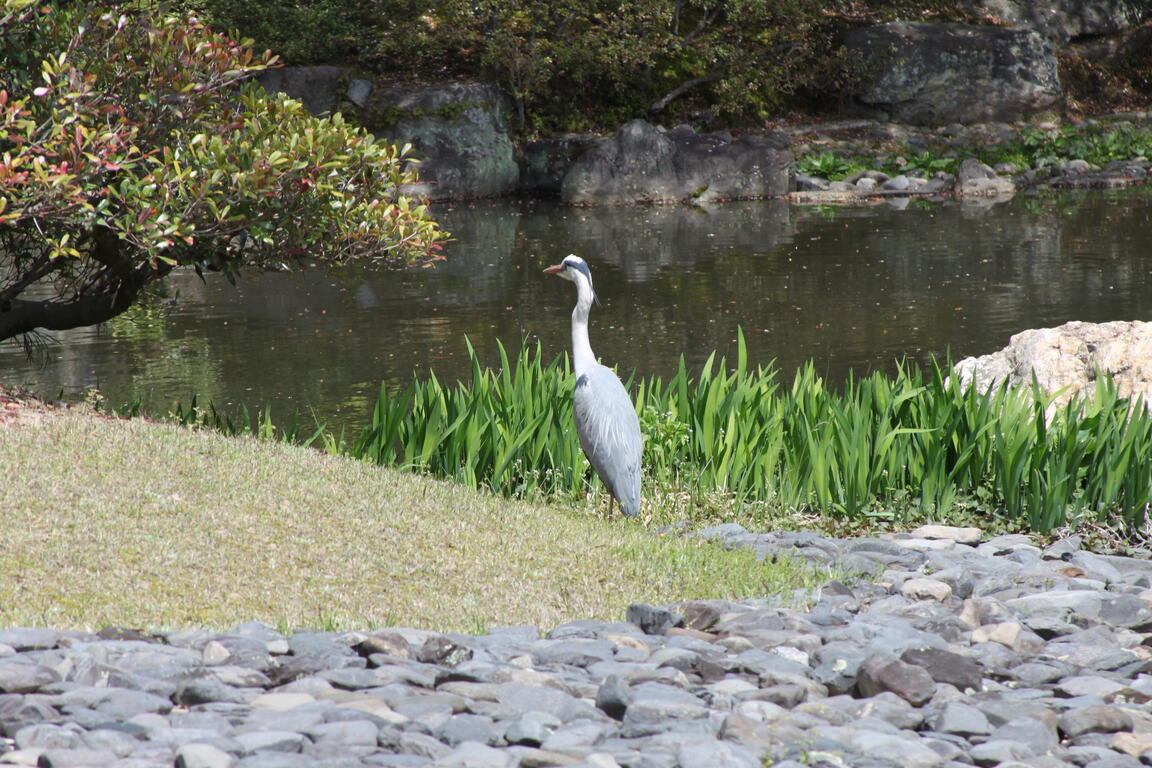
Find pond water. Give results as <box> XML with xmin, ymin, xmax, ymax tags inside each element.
<box><xmin>3</xmin><ymin>188</ymin><xmax>1151</xmax><ymax>432</ymax></box>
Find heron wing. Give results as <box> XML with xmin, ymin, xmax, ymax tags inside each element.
<box><xmin>573</xmin><ymin>364</ymin><xmax>642</xmax><ymax>516</ymax></box>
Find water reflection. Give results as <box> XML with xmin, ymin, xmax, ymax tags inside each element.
<box><xmin>2</xmin><ymin>189</ymin><xmax>1150</xmax><ymax>431</ymax></box>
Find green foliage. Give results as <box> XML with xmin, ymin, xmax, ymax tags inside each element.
<box><xmin>889</xmin><ymin>151</ymin><xmax>960</xmax><ymax>177</ymax></box>
<box><xmin>795</xmin><ymin>152</ymin><xmax>869</xmax><ymax>181</ymax></box>
<box><xmin>352</xmin><ymin>338</ymin><xmax>585</xmax><ymax>499</ymax></box>
<box><xmin>795</xmin><ymin>121</ymin><xmax>1152</xmax><ymax>184</ymax></box>
<box><xmin>982</xmin><ymin>124</ymin><xmax>1152</xmax><ymax>169</ymax></box>
<box><xmin>0</xmin><ymin>1</ymin><xmax>446</xmax><ymax>342</ymax></box>
<box><xmin>183</xmin><ymin>0</ymin><xmax>958</xmax><ymax>132</ymax></box>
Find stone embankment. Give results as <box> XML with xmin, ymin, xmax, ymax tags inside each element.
<box><xmin>258</xmin><ymin>60</ymin><xmax>1152</xmax><ymax>204</ymax></box>
<box><xmin>5</xmin><ymin>525</ymin><xmax>1152</xmax><ymax>768</ymax></box>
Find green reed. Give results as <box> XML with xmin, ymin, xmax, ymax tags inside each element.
<box><xmin>347</xmin><ymin>332</ymin><xmax>1152</xmax><ymax>533</ymax></box>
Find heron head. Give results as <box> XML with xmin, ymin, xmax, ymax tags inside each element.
<box><xmin>544</xmin><ymin>254</ymin><xmax>600</xmax><ymax>305</ymax></box>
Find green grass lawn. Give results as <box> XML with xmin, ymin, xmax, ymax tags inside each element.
<box><xmin>0</xmin><ymin>405</ymin><xmax>824</xmax><ymax>633</ymax></box>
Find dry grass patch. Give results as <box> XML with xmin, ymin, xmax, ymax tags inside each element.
<box><xmin>0</xmin><ymin>406</ymin><xmax>823</xmax><ymax>633</ymax></box>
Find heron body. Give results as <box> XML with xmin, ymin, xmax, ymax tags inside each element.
<box><xmin>545</xmin><ymin>255</ymin><xmax>642</xmax><ymax>517</ymax></box>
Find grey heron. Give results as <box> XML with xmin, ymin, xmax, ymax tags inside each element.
<box><xmin>544</xmin><ymin>254</ymin><xmax>642</xmax><ymax>517</ymax></box>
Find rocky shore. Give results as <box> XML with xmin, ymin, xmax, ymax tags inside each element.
<box><xmin>5</xmin><ymin>525</ymin><xmax>1152</xmax><ymax>768</ymax></box>
<box><xmin>786</xmin><ymin>114</ymin><xmax>1152</xmax><ymax>204</ymax></box>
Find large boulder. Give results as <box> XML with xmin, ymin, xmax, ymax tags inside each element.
<box><xmin>366</xmin><ymin>83</ymin><xmax>519</xmax><ymax>200</ymax></box>
<box><xmin>561</xmin><ymin>120</ymin><xmax>793</xmax><ymax>205</ymax></box>
<box><xmin>953</xmin><ymin>321</ymin><xmax>1152</xmax><ymax>407</ymax></box>
<box><xmin>256</xmin><ymin>66</ymin><xmax>375</xmax><ymax>116</ymax></box>
<box><xmin>841</xmin><ymin>23</ymin><xmax>1062</xmax><ymax>125</ymax></box>
<box><xmin>961</xmin><ymin>0</ymin><xmax>1152</xmax><ymax>45</ymax></box>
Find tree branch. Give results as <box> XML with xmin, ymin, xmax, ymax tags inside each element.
<box><xmin>650</xmin><ymin>70</ymin><xmax>721</xmax><ymax>113</ymax></box>
<box><xmin>0</xmin><ymin>233</ymin><xmax>171</xmax><ymax>342</ymax></box>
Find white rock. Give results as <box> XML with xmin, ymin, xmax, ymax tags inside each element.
<box><xmin>249</xmin><ymin>692</ymin><xmax>315</xmax><ymax>711</ymax></box>
<box><xmin>971</xmin><ymin>621</ymin><xmax>1021</xmax><ymax>648</ymax></box>
<box><xmin>902</xmin><ymin>578</ymin><xmax>954</xmax><ymax>602</ymax></box>
<box><xmin>201</xmin><ymin>641</ymin><xmax>230</xmax><ymax>665</ymax></box>
<box><xmin>909</xmin><ymin>525</ymin><xmax>983</xmax><ymax>544</ymax></box>
<box><xmin>895</xmin><ymin>537</ymin><xmax>957</xmax><ymax>552</ymax></box>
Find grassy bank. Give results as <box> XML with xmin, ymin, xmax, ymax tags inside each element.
<box><xmin>0</xmin><ymin>402</ymin><xmax>822</xmax><ymax>633</ymax></box>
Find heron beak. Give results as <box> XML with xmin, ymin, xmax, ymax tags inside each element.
<box><xmin>543</xmin><ymin>264</ymin><xmax>565</xmax><ymax>274</ymax></box>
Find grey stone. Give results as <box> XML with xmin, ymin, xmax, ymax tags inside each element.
<box><xmin>910</xmin><ymin>525</ymin><xmax>982</xmax><ymax>543</ymax></box>
<box><xmin>394</xmin><ymin>731</ymin><xmax>452</xmax><ymax>760</ymax></box>
<box><xmin>677</xmin><ymin>739</ymin><xmax>761</xmax><ymax>768</ymax></box>
<box><xmin>856</xmin><ymin>691</ymin><xmax>925</xmax><ymax>730</ymax></box>
<box><xmin>561</xmin><ymin>120</ymin><xmax>793</xmax><ymax>204</ymax></box>
<box><xmin>434</xmin><ymin>714</ymin><xmax>498</xmax><ymax>747</ymax></box>
<box><xmin>80</xmin><ymin>728</ymin><xmax>138</xmax><ymax>757</ymax></box>
<box><xmin>175</xmin><ymin>679</ymin><xmax>251</xmax><ymax>706</ymax></box>
<box><xmin>256</xmin><ymin>65</ymin><xmax>345</xmax><ymax>116</ymax></box>
<box><xmin>842</xmin><ymin>22</ymin><xmax>1061</xmax><ymax>125</ymax></box>
<box><xmin>323</xmin><ymin>667</ymin><xmax>395</xmax><ymax>691</ymax></box>
<box><xmin>673</xmin><ymin>600</ymin><xmax>729</xmax><ymax>632</ymax></box>
<box><xmin>347</xmin><ymin>79</ymin><xmax>373</xmax><ymax>109</ymax></box>
<box><xmin>356</xmin><ymin>632</ymin><xmax>414</xmax><ymax>659</ymax></box>
<box><xmin>595</xmin><ymin>675</ymin><xmax>633</xmax><ymax>720</ymax></box>
<box><xmin>1010</xmin><ymin>662</ymin><xmax>1071</xmax><ymax>685</ymax></box>
<box><xmin>236</xmin><ymin>756</ymin><xmax>315</xmax><ymax>768</ymax></box>
<box><xmin>728</xmin><ymin>648</ymin><xmax>809</xmax><ymax>679</ymax></box>
<box><xmin>1057</xmin><ymin>676</ymin><xmax>1132</xmax><ymax>699</ymax></box>
<box><xmin>856</xmin><ymin>653</ymin><xmax>936</xmax><ymax>705</ymax></box>
<box><xmin>989</xmin><ymin>718</ymin><xmax>1060</xmax><ymax>754</ymax></box>
<box><xmin>539</xmin><ymin>720</ymin><xmax>613</xmax><ymax>752</ymax></box>
<box><xmin>234</xmin><ymin>730</ymin><xmax>308</xmax><ymax>754</ymax></box>
<box><xmin>432</xmin><ymin>741</ymin><xmax>516</xmax><ymax>768</ymax></box>
<box><xmin>1100</xmin><ymin>595</ymin><xmax>1152</xmax><ymax>630</ymax></box>
<box><xmin>930</xmin><ymin>701</ymin><xmax>992</xmax><ymax>736</ymax></box>
<box><xmin>0</xmin><ymin>661</ymin><xmax>60</xmax><ymax>693</ymax></box>
<box><xmin>199</xmin><ymin>637</ymin><xmax>272</xmax><ymax>672</ymax></box>
<box><xmin>969</xmin><ymin>739</ymin><xmax>1036</xmax><ymax>766</ymax></box>
<box><xmin>305</xmin><ymin>719</ymin><xmax>379</xmax><ymax>745</ymax></box>
<box><xmin>533</xmin><ymin>639</ymin><xmax>615</xmax><ymax>668</ymax></box>
<box><xmin>417</xmin><ymin>636</ymin><xmax>473</xmax><ymax>666</ymax></box>
<box><xmin>957</xmin><ymin>158</ymin><xmax>1017</xmax><ymax>196</ymax></box>
<box><xmin>1059</xmin><ymin>705</ymin><xmax>1134</xmax><ymax>738</ymax></box>
<box><xmin>963</xmin><ymin>0</ymin><xmax>1149</xmax><ymax>45</ymax></box>
<box><xmin>812</xmin><ymin>645</ymin><xmax>867</xmax><ymax>694</ymax></box>
<box><xmin>901</xmin><ymin>648</ymin><xmax>984</xmax><ymax>691</ymax></box>
<box><xmin>57</xmin><ymin>686</ymin><xmax>171</xmax><ymax>719</ymax></box>
<box><xmin>495</xmin><ymin>683</ymin><xmax>597</xmax><ymax>722</ymax></box>
<box><xmin>625</xmin><ymin>603</ymin><xmax>684</xmax><ymax>635</ymax></box>
<box><xmin>370</xmin><ymin>83</ymin><xmax>519</xmax><ymax>200</ymax></box>
<box><xmin>503</xmin><ymin>711</ymin><xmax>560</xmax><ymax>746</ymax></box>
<box><xmin>36</xmin><ymin>748</ymin><xmax>119</xmax><ymax>767</ymax></box>
<box><xmin>176</xmin><ymin>743</ymin><xmax>237</xmax><ymax>768</ymax></box>
<box><xmin>230</xmin><ymin>622</ymin><xmax>290</xmax><ymax>655</ymax></box>
<box><xmin>0</xmin><ymin>628</ymin><xmax>60</xmax><ymax>651</ymax></box>
<box><xmin>796</xmin><ymin>174</ymin><xmax>830</xmax><ymax>191</ymax></box>
<box><xmin>15</xmin><ymin>723</ymin><xmax>86</xmax><ymax>750</ymax></box>
<box><xmin>882</xmin><ymin>174</ymin><xmax>912</xmax><ymax>191</ymax></box>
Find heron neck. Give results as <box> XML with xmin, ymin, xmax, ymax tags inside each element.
<box><xmin>570</xmin><ymin>284</ymin><xmax>597</xmax><ymax>376</ymax></box>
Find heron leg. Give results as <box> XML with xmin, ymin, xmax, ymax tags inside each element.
<box><xmin>608</xmin><ymin>494</ymin><xmax>615</xmax><ymax>517</ymax></box>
